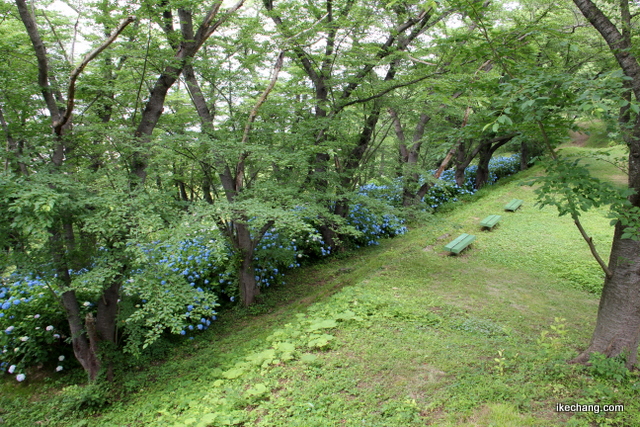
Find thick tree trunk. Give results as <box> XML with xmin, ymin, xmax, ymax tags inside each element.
<box><xmin>454</xmin><ymin>141</ymin><xmax>469</xmax><ymax>187</ymax></box>
<box><xmin>572</xmin><ymin>224</ymin><xmax>640</xmax><ymax>367</ymax></box>
<box><xmin>475</xmin><ymin>144</ymin><xmax>492</xmax><ymax>190</ymax></box>
<box><xmin>520</xmin><ymin>141</ymin><xmax>530</xmax><ymax>171</ymax></box>
<box><xmin>475</xmin><ymin>134</ymin><xmax>514</xmax><ymax>189</ymax></box>
<box><xmin>95</xmin><ymin>280</ymin><xmax>121</xmax><ymax>381</ymax></box>
<box><xmin>235</xmin><ymin>223</ymin><xmax>259</xmax><ymax>306</ymax></box>
<box><xmin>61</xmin><ymin>290</ymin><xmax>101</xmax><ymax>380</ymax></box>
<box><xmin>239</xmin><ymin>253</ymin><xmax>259</xmax><ymax>307</ymax></box>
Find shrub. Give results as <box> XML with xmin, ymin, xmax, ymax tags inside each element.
<box><xmin>1</xmin><ymin>276</ymin><xmax>72</xmax><ymax>381</ymax></box>
<box><xmin>346</xmin><ymin>203</ymin><xmax>408</xmax><ymax>248</ymax></box>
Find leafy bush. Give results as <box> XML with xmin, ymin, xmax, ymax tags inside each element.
<box><xmin>0</xmin><ymin>276</ymin><xmax>70</xmax><ymax>381</ymax></box>
<box><xmin>346</xmin><ymin>203</ymin><xmax>408</xmax><ymax>248</ymax></box>
<box><xmin>254</xmin><ymin>229</ymin><xmax>299</xmax><ymax>287</ymax></box>
<box><xmin>422</xmin><ymin>180</ymin><xmax>474</xmax><ymax>210</ymax></box>
<box><xmin>489</xmin><ymin>154</ymin><xmax>522</xmax><ymax>181</ymax></box>
<box><xmin>357</xmin><ymin>182</ymin><xmax>403</xmax><ymax>206</ymax></box>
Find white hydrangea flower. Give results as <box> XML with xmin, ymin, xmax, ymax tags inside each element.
<box><xmin>8</xmin><ymin>365</ymin><xmax>16</xmax><ymax>374</ymax></box>
<box><xmin>58</xmin><ymin>355</ymin><xmax>65</xmax><ymax>361</ymax></box>
<box><xmin>20</xmin><ymin>336</ymin><xmax>29</xmax><ymax>342</ymax></box>
<box><xmin>46</xmin><ymin>325</ymin><xmax>54</xmax><ymax>331</ymax></box>
<box><xmin>16</xmin><ymin>373</ymin><xmax>26</xmax><ymax>382</ymax></box>
<box><xmin>56</xmin><ymin>366</ymin><xmax>63</xmax><ymax>372</ymax></box>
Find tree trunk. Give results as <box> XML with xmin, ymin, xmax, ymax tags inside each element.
<box><xmin>475</xmin><ymin>144</ymin><xmax>492</xmax><ymax>190</ymax></box>
<box><xmin>520</xmin><ymin>141</ymin><xmax>530</xmax><ymax>171</ymax></box>
<box><xmin>454</xmin><ymin>140</ymin><xmax>469</xmax><ymax>187</ymax></box>
<box><xmin>61</xmin><ymin>290</ymin><xmax>101</xmax><ymax>380</ymax></box>
<box><xmin>475</xmin><ymin>134</ymin><xmax>515</xmax><ymax>189</ymax></box>
<box><xmin>235</xmin><ymin>223</ymin><xmax>259</xmax><ymax>306</ymax></box>
<box><xmin>572</xmin><ymin>224</ymin><xmax>640</xmax><ymax>367</ymax></box>
<box><xmin>95</xmin><ymin>280</ymin><xmax>121</xmax><ymax>381</ymax></box>
<box><xmin>389</xmin><ymin>109</ymin><xmax>431</xmax><ymax>207</ymax></box>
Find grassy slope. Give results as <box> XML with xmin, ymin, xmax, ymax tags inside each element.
<box><xmin>2</xmin><ymin>156</ymin><xmax>638</xmax><ymax>427</ymax></box>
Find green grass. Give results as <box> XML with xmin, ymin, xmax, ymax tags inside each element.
<box><xmin>558</xmin><ymin>144</ymin><xmax>629</xmax><ymax>191</ymax></box>
<box><xmin>2</xmin><ymin>160</ymin><xmax>639</xmax><ymax>426</ymax></box>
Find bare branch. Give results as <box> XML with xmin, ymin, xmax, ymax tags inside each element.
<box><xmin>40</xmin><ymin>11</ymin><xmax>70</xmax><ymax>63</ymax></box>
<box><xmin>406</xmin><ymin>55</ymin><xmax>438</xmax><ymax>66</ymax></box>
<box><xmin>574</xmin><ymin>218</ymin><xmax>613</xmax><ymax>278</ymax></box>
<box><xmin>235</xmin><ymin>51</ymin><xmax>286</xmax><ymax>191</ymax></box>
<box><xmin>202</xmin><ymin>0</ymin><xmax>245</xmax><ymax>41</ymax></box>
<box><xmin>55</xmin><ymin>15</ymin><xmax>135</xmax><ymax>133</ymax></box>
<box><xmin>241</xmin><ymin>51</ymin><xmax>286</xmax><ymax>144</ymax></box>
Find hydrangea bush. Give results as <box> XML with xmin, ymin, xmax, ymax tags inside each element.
<box><xmin>0</xmin><ymin>277</ymin><xmax>69</xmax><ymax>380</ymax></box>
<box><xmin>346</xmin><ymin>204</ymin><xmax>408</xmax><ymax>247</ymax></box>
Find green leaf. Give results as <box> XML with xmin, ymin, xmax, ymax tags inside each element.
<box><xmin>244</xmin><ymin>383</ymin><xmax>268</xmax><ymax>398</ymax></box>
<box><xmin>307</xmin><ymin>334</ymin><xmax>334</xmax><ymax>348</ymax></box>
<box><xmin>300</xmin><ymin>353</ymin><xmax>318</xmax><ymax>364</ymax></box>
<box><xmin>222</xmin><ymin>367</ymin><xmax>245</xmax><ymax>379</ymax></box>
<box><xmin>306</xmin><ymin>319</ymin><xmax>337</xmax><ymax>332</ymax></box>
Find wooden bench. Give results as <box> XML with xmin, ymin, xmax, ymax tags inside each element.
<box><xmin>444</xmin><ymin>233</ymin><xmax>476</xmax><ymax>254</ymax></box>
<box><xmin>480</xmin><ymin>214</ymin><xmax>501</xmax><ymax>229</ymax></box>
<box><xmin>504</xmin><ymin>199</ymin><xmax>523</xmax><ymax>211</ymax></box>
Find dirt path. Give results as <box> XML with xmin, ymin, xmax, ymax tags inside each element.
<box><xmin>568</xmin><ymin>130</ymin><xmax>590</xmax><ymax>146</ymax></box>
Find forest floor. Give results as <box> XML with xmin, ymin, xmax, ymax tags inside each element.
<box><xmin>1</xmin><ymin>143</ymin><xmax>638</xmax><ymax>426</ymax></box>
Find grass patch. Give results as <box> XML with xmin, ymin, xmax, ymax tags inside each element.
<box><xmin>2</xmin><ymin>161</ymin><xmax>639</xmax><ymax>426</ymax></box>
<box><xmin>558</xmin><ymin>144</ymin><xmax>629</xmax><ymax>190</ymax></box>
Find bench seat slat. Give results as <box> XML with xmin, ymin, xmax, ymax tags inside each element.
<box><xmin>480</xmin><ymin>214</ymin><xmax>501</xmax><ymax>228</ymax></box>
<box><xmin>444</xmin><ymin>233</ymin><xmax>476</xmax><ymax>254</ymax></box>
<box><xmin>504</xmin><ymin>199</ymin><xmax>523</xmax><ymax>211</ymax></box>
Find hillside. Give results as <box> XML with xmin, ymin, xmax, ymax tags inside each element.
<box><xmin>2</xmin><ymin>153</ymin><xmax>637</xmax><ymax>426</ymax></box>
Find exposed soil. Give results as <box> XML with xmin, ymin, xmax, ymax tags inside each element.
<box><xmin>568</xmin><ymin>130</ymin><xmax>590</xmax><ymax>146</ymax></box>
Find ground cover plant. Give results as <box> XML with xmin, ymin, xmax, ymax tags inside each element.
<box><xmin>1</xmin><ymin>150</ymin><xmax>637</xmax><ymax>426</ymax></box>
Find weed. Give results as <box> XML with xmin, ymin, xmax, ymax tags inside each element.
<box><xmin>589</xmin><ymin>352</ymin><xmax>630</xmax><ymax>382</ymax></box>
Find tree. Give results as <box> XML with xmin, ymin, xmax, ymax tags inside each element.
<box><xmin>5</xmin><ymin>0</ymin><xmax>244</xmax><ymax>380</ymax></box>
<box><xmin>562</xmin><ymin>0</ymin><xmax>640</xmax><ymax>368</ymax></box>
<box><xmin>262</xmin><ymin>0</ymin><xmax>452</xmax><ymax>247</ymax></box>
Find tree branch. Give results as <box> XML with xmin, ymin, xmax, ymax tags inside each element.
<box><xmin>15</xmin><ymin>0</ymin><xmax>61</xmax><ymax>122</ymax></box>
<box><xmin>55</xmin><ymin>15</ymin><xmax>135</xmax><ymax>133</ymax></box>
<box><xmin>574</xmin><ymin>218</ymin><xmax>613</xmax><ymax>278</ymax></box>
<box><xmin>241</xmin><ymin>51</ymin><xmax>286</xmax><ymax>144</ymax></box>
<box><xmin>236</xmin><ymin>51</ymin><xmax>286</xmax><ymax>191</ymax></box>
